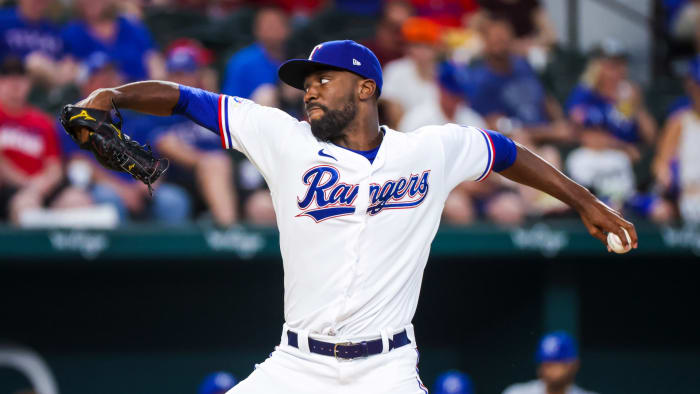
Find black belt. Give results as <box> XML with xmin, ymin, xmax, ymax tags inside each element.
<box><xmin>287</xmin><ymin>329</ymin><xmax>411</xmax><ymax>360</ymax></box>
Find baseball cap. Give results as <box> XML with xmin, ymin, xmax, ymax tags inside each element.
<box><xmin>434</xmin><ymin>370</ymin><xmax>474</xmax><ymax>394</ymax></box>
<box><xmin>535</xmin><ymin>331</ymin><xmax>578</xmax><ymax>363</ymax></box>
<box><xmin>166</xmin><ymin>47</ymin><xmax>199</xmax><ymax>73</ymax></box>
<box><xmin>591</xmin><ymin>38</ymin><xmax>628</xmax><ymax>60</ymax></box>
<box><xmin>198</xmin><ymin>371</ymin><xmax>237</xmax><ymax>394</ymax></box>
<box><xmin>83</xmin><ymin>52</ymin><xmax>115</xmax><ymax>77</ymax></box>
<box><xmin>278</xmin><ymin>40</ymin><xmax>383</xmax><ymax>95</ymax></box>
<box><xmin>401</xmin><ymin>17</ymin><xmax>442</xmax><ymax>45</ymax></box>
<box><xmin>166</xmin><ymin>39</ymin><xmax>212</xmax><ymax>73</ymax></box>
<box><xmin>438</xmin><ymin>61</ymin><xmax>470</xmax><ymax>96</ymax></box>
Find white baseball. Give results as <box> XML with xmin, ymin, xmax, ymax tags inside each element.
<box><xmin>607</xmin><ymin>228</ymin><xmax>632</xmax><ymax>254</ymax></box>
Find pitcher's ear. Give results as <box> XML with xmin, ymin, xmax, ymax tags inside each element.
<box><xmin>358</xmin><ymin>79</ymin><xmax>377</xmax><ymax>101</ymax></box>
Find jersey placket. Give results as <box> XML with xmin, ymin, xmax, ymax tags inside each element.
<box><xmin>330</xmin><ymin>135</ymin><xmax>387</xmax><ymax>337</ymax></box>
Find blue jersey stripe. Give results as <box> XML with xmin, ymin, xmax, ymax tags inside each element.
<box><xmin>223</xmin><ymin>96</ymin><xmax>233</xmax><ymax>149</ymax></box>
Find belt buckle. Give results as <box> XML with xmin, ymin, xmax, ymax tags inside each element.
<box><xmin>333</xmin><ymin>342</ymin><xmax>354</xmax><ymax>361</ymax></box>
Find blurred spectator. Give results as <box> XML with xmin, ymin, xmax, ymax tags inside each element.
<box><xmin>151</xmin><ymin>43</ymin><xmax>246</xmax><ymax>227</ymax></box>
<box><xmin>271</xmin><ymin>0</ymin><xmax>325</xmax><ymax>27</ymax></box>
<box><xmin>381</xmin><ymin>17</ymin><xmax>442</xmax><ymax>128</ymax></box>
<box><xmin>399</xmin><ymin>60</ymin><xmax>484</xmax><ymax>131</ymax></box>
<box><xmin>60</xmin><ymin>52</ymin><xmax>190</xmax><ymax>225</ymax></box>
<box><xmin>411</xmin><ymin>0</ymin><xmax>479</xmax><ymax>27</ymax></box>
<box><xmin>61</xmin><ymin>0</ymin><xmax>165</xmax><ymax>82</ymax></box>
<box><xmin>198</xmin><ymin>371</ymin><xmax>237</xmax><ymax>394</ymax></box>
<box><xmin>473</xmin><ymin>0</ymin><xmax>556</xmax><ymax>67</ymax></box>
<box><xmin>502</xmin><ymin>331</ymin><xmax>597</xmax><ymax>394</ymax></box>
<box><xmin>669</xmin><ymin>0</ymin><xmax>700</xmax><ymax>42</ymax></box>
<box><xmin>0</xmin><ymin>57</ymin><xmax>63</xmax><ymax>225</ymax></box>
<box><xmin>434</xmin><ymin>370</ymin><xmax>474</xmax><ymax>394</ymax></box>
<box><xmin>363</xmin><ymin>0</ymin><xmax>414</xmax><ymax>66</ymax></box>
<box><xmin>466</xmin><ymin>15</ymin><xmax>571</xmax><ymax>147</ymax></box>
<box><xmin>398</xmin><ymin>60</ymin><xmax>485</xmax><ymax>226</ymax></box>
<box><xmin>654</xmin><ymin>57</ymin><xmax>700</xmax><ymax>223</ymax></box>
<box><xmin>0</xmin><ymin>0</ymin><xmax>76</xmax><ymax>87</ymax></box>
<box><xmin>565</xmin><ymin>39</ymin><xmax>672</xmax><ymax>223</ymax></box>
<box><xmin>166</xmin><ymin>38</ymin><xmax>219</xmax><ymax>92</ymax></box>
<box><xmin>221</xmin><ymin>6</ymin><xmax>289</xmax><ymax>100</ymax></box>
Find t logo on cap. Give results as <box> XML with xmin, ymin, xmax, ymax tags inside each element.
<box><xmin>309</xmin><ymin>44</ymin><xmax>323</xmax><ymax>60</ymax></box>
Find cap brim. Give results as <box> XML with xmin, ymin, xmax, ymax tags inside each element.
<box><xmin>278</xmin><ymin>59</ymin><xmax>345</xmax><ymax>90</ymax></box>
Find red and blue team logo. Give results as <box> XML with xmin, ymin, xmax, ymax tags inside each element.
<box><xmin>296</xmin><ymin>166</ymin><xmax>430</xmax><ymax>222</ymax></box>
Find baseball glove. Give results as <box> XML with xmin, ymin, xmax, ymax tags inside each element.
<box><xmin>60</xmin><ymin>100</ymin><xmax>169</xmax><ymax>195</ymax></box>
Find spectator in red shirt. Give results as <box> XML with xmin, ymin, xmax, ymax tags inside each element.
<box><xmin>0</xmin><ymin>57</ymin><xmax>62</xmax><ymax>224</ymax></box>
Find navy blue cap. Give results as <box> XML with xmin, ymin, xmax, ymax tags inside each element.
<box><xmin>167</xmin><ymin>47</ymin><xmax>199</xmax><ymax>73</ymax></box>
<box><xmin>535</xmin><ymin>331</ymin><xmax>578</xmax><ymax>363</ymax></box>
<box><xmin>278</xmin><ymin>40</ymin><xmax>383</xmax><ymax>95</ymax></box>
<box><xmin>434</xmin><ymin>370</ymin><xmax>474</xmax><ymax>394</ymax></box>
<box><xmin>198</xmin><ymin>371</ymin><xmax>237</xmax><ymax>394</ymax></box>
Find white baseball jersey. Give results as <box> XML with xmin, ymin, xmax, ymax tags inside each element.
<box><xmin>214</xmin><ymin>94</ymin><xmax>497</xmax><ymax>338</ymax></box>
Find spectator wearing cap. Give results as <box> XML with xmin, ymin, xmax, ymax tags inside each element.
<box><xmin>221</xmin><ymin>7</ymin><xmax>290</xmax><ymax>100</ymax></box>
<box><xmin>58</xmin><ymin>52</ymin><xmax>190</xmax><ymax>225</ymax></box>
<box><xmin>61</xmin><ymin>0</ymin><xmax>165</xmax><ymax>82</ymax></box>
<box><xmin>503</xmin><ymin>332</ymin><xmax>597</xmax><ymax>394</ymax></box>
<box><xmin>0</xmin><ymin>0</ymin><xmax>76</xmax><ymax>87</ymax></box>
<box><xmin>399</xmin><ymin>60</ymin><xmax>484</xmax><ymax>131</ymax></box>
<box><xmin>565</xmin><ymin>38</ymin><xmax>672</xmax><ymax>223</ymax></box>
<box><xmin>654</xmin><ymin>56</ymin><xmax>700</xmax><ymax>223</ymax></box>
<box><xmin>198</xmin><ymin>371</ymin><xmax>237</xmax><ymax>394</ymax></box>
<box><xmin>397</xmin><ymin>60</ymin><xmax>489</xmax><ymax>225</ymax></box>
<box><xmin>151</xmin><ymin>42</ymin><xmax>269</xmax><ymax>227</ymax></box>
<box><xmin>381</xmin><ymin>16</ymin><xmax>443</xmax><ymax>128</ymax></box>
<box><xmin>434</xmin><ymin>370</ymin><xmax>474</xmax><ymax>394</ymax></box>
<box><xmin>465</xmin><ymin>15</ymin><xmax>571</xmax><ymax>148</ymax></box>
<box><xmin>0</xmin><ymin>56</ymin><xmax>93</xmax><ymax>226</ymax></box>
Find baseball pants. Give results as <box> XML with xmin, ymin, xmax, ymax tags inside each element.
<box><xmin>227</xmin><ymin>324</ymin><xmax>429</xmax><ymax>394</ymax></box>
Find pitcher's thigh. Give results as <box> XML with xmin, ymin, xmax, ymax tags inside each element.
<box><xmin>226</xmin><ymin>349</ymin><xmax>336</xmax><ymax>394</ymax></box>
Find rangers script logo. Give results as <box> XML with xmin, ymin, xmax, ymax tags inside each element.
<box><xmin>296</xmin><ymin>166</ymin><xmax>430</xmax><ymax>222</ymax></box>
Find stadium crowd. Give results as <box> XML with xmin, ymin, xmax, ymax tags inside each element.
<box><xmin>0</xmin><ymin>0</ymin><xmax>698</xmax><ymax>229</ymax></box>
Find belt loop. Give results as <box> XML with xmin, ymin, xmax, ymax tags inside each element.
<box><xmin>281</xmin><ymin>324</ymin><xmax>289</xmax><ymax>346</ymax></box>
<box><xmin>405</xmin><ymin>324</ymin><xmax>416</xmax><ymax>346</ymax></box>
<box><xmin>380</xmin><ymin>328</ymin><xmax>391</xmax><ymax>354</ymax></box>
<box><xmin>297</xmin><ymin>329</ymin><xmax>311</xmax><ymax>354</ymax></box>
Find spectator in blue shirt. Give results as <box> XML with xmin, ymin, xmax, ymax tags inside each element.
<box><xmin>60</xmin><ymin>52</ymin><xmax>189</xmax><ymax>225</ymax></box>
<box><xmin>61</xmin><ymin>0</ymin><xmax>165</xmax><ymax>82</ymax></box>
<box><xmin>221</xmin><ymin>6</ymin><xmax>289</xmax><ymax>100</ymax></box>
<box><xmin>564</xmin><ymin>39</ymin><xmax>671</xmax><ymax>223</ymax></box>
<box><xmin>466</xmin><ymin>14</ymin><xmax>571</xmax><ymax>147</ymax></box>
<box><xmin>0</xmin><ymin>0</ymin><xmax>76</xmax><ymax>87</ymax></box>
<box><xmin>565</xmin><ymin>39</ymin><xmax>656</xmax><ymax>153</ymax></box>
<box><xmin>154</xmin><ymin>42</ymin><xmax>276</xmax><ymax>226</ymax></box>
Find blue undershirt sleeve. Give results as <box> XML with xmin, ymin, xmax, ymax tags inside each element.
<box><xmin>171</xmin><ymin>84</ymin><xmax>220</xmax><ymax>134</ymax></box>
<box><xmin>482</xmin><ymin>129</ymin><xmax>517</xmax><ymax>172</ymax></box>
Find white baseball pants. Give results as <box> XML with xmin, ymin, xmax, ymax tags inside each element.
<box><xmin>227</xmin><ymin>324</ymin><xmax>429</xmax><ymax>394</ymax></box>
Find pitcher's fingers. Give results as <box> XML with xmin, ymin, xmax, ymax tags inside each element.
<box><xmin>623</xmin><ymin>220</ymin><xmax>638</xmax><ymax>249</ymax></box>
<box><xmin>615</xmin><ymin>226</ymin><xmax>630</xmax><ymax>249</ymax></box>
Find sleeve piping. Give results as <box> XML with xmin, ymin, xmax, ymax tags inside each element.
<box><xmin>475</xmin><ymin>128</ymin><xmax>495</xmax><ymax>182</ymax></box>
<box><xmin>217</xmin><ymin>95</ymin><xmax>229</xmax><ymax>149</ymax></box>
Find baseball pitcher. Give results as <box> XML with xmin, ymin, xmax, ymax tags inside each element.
<box><xmin>61</xmin><ymin>40</ymin><xmax>637</xmax><ymax>393</ymax></box>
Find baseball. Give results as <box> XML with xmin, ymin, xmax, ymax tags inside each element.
<box><xmin>607</xmin><ymin>228</ymin><xmax>632</xmax><ymax>254</ymax></box>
